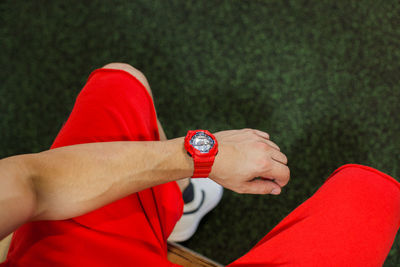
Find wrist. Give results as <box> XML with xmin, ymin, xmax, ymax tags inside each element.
<box><xmin>183</xmin><ymin>130</ymin><xmax>218</xmax><ymax>178</ymax></box>
<box><xmin>167</xmin><ymin>137</ymin><xmax>194</xmax><ymax>179</ymax></box>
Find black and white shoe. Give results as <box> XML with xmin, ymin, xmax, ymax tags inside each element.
<box><xmin>168</xmin><ymin>178</ymin><xmax>223</xmax><ymax>242</ymax></box>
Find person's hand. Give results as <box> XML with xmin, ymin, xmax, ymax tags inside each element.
<box><xmin>209</xmin><ymin>129</ymin><xmax>289</xmax><ymax>195</ymax></box>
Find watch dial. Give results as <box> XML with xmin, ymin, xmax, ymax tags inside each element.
<box><xmin>190</xmin><ymin>132</ymin><xmax>214</xmax><ymax>153</ymax></box>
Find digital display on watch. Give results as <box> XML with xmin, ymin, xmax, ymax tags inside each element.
<box><xmin>189</xmin><ymin>132</ymin><xmax>215</xmax><ymax>153</ymax></box>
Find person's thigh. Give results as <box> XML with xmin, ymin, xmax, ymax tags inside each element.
<box><xmin>5</xmin><ymin>64</ymin><xmax>182</xmax><ymax>267</ymax></box>
<box><xmin>52</xmin><ymin>64</ymin><xmax>159</xmax><ymax>147</ymax></box>
<box><xmin>229</xmin><ymin>164</ymin><xmax>400</xmax><ymax>267</ymax></box>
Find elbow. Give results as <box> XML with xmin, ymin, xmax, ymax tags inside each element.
<box><xmin>12</xmin><ymin>154</ymin><xmax>39</xmax><ymax>221</ymax></box>
<box><xmin>15</xmin><ymin>154</ymin><xmax>40</xmax><ymax>221</ymax></box>
<box><xmin>0</xmin><ymin>155</ymin><xmax>38</xmax><ymax>238</ymax></box>
<box><xmin>13</xmin><ymin>184</ymin><xmax>37</xmax><ymax>224</ymax></box>
<box><xmin>0</xmin><ymin>186</ymin><xmax>37</xmax><ymax>239</ymax></box>
<box><xmin>18</xmin><ymin>173</ymin><xmax>38</xmax><ymax>222</ymax></box>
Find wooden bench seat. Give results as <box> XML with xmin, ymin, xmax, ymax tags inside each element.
<box><xmin>168</xmin><ymin>242</ymin><xmax>223</xmax><ymax>267</ymax></box>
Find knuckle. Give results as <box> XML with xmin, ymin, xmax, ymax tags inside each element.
<box><xmin>282</xmin><ymin>154</ymin><xmax>288</xmax><ymax>164</ymax></box>
<box><xmin>286</xmin><ymin>168</ymin><xmax>291</xmax><ymax>182</ymax></box>
<box><xmin>280</xmin><ymin>179</ymin><xmax>288</xmax><ymax>187</ymax></box>
<box><xmin>267</xmin><ymin>141</ymin><xmax>280</xmax><ymax>150</ymax></box>
<box><xmin>281</xmin><ymin>168</ymin><xmax>291</xmax><ymax>186</ymax></box>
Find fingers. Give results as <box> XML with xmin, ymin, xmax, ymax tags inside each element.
<box><xmin>264</xmin><ymin>139</ymin><xmax>280</xmax><ymax>151</ymax></box>
<box><xmin>251</xmin><ymin>129</ymin><xmax>270</xmax><ymax>140</ymax></box>
<box><xmin>242</xmin><ymin>128</ymin><xmax>270</xmax><ymax>139</ymax></box>
<box><xmin>270</xmin><ymin>149</ymin><xmax>287</xmax><ymax>164</ymax></box>
<box><xmin>242</xmin><ymin>179</ymin><xmax>282</xmax><ymax>195</ymax></box>
<box><xmin>245</xmin><ymin>130</ymin><xmax>279</xmax><ymax>151</ymax></box>
<box><xmin>215</xmin><ymin>128</ymin><xmax>271</xmax><ymax>143</ymax></box>
<box><xmin>261</xmin><ymin>160</ymin><xmax>290</xmax><ymax>187</ymax></box>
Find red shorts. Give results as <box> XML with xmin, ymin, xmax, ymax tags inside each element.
<box><xmin>5</xmin><ymin>69</ymin><xmax>183</xmax><ymax>266</ymax></box>
<box><xmin>4</xmin><ymin>68</ymin><xmax>400</xmax><ymax>266</ymax></box>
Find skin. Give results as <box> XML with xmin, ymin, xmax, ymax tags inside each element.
<box><xmin>102</xmin><ymin>63</ymin><xmax>191</xmax><ymax>192</ymax></box>
<box><xmin>0</xmin><ymin>129</ymin><xmax>288</xmax><ymax>240</ymax></box>
<box><xmin>0</xmin><ymin>64</ymin><xmax>289</xmax><ymax>256</ymax></box>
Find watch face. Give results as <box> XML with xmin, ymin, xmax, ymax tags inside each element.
<box><xmin>190</xmin><ymin>132</ymin><xmax>215</xmax><ymax>153</ymax></box>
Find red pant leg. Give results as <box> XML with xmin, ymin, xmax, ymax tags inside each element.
<box><xmin>4</xmin><ymin>69</ymin><xmax>183</xmax><ymax>267</ymax></box>
<box><xmin>229</xmin><ymin>164</ymin><xmax>400</xmax><ymax>267</ymax></box>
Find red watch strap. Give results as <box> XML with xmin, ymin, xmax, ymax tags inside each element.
<box><xmin>184</xmin><ymin>129</ymin><xmax>218</xmax><ymax>178</ymax></box>
<box><xmin>192</xmin><ymin>154</ymin><xmax>215</xmax><ymax>178</ymax></box>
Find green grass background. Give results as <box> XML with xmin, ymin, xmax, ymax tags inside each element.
<box><xmin>1</xmin><ymin>0</ymin><xmax>399</xmax><ymax>265</ymax></box>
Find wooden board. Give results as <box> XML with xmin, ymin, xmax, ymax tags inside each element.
<box><xmin>167</xmin><ymin>242</ymin><xmax>223</xmax><ymax>267</ymax></box>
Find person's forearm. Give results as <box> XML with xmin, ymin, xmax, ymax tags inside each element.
<box><xmin>0</xmin><ymin>128</ymin><xmax>290</xmax><ymax>240</ymax></box>
<box><xmin>0</xmin><ymin>137</ymin><xmax>192</xmax><ymax>239</ymax></box>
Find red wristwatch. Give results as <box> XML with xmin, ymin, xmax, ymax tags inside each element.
<box><xmin>184</xmin><ymin>130</ymin><xmax>218</xmax><ymax>178</ymax></box>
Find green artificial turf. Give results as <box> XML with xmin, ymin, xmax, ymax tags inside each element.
<box><xmin>1</xmin><ymin>0</ymin><xmax>399</xmax><ymax>265</ymax></box>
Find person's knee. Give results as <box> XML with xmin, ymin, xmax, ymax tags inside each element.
<box><xmin>102</xmin><ymin>63</ymin><xmax>153</xmax><ymax>99</ymax></box>
<box><xmin>332</xmin><ymin>164</ymin><xmax>400</xmax><ymax>198</ymax></box>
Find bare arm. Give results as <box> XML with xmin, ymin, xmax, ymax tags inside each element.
<box><xmin>0</xmin><ymin>137</ymin><xmax>192</xmax><ymax>239</ymax></box>
<box><xmin>0</xmin><ymin>129</ymin><xmax>290</xmax><ymax>240</ymax></box>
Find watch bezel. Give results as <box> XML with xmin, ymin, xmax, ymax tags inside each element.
<box><xmin>189</xmin><ymin>132</ymin><xmax>215</xmax><ymax>153</ymax></box>
<box><xmin>184</xmin><ymin>130</ymin><xmax>218</xmax><ymax>157</ymax></box>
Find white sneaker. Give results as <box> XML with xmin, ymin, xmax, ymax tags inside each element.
<box><xmin>168</xmin><ymin>178</ymin><xmax>223</xmax><ymax>242</ymax></box>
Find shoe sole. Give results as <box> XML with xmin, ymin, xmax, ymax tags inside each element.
<box><xmin>168</xmin><ymin>183</ymin><xmax>223</xmax><ymax>242</ymax></box>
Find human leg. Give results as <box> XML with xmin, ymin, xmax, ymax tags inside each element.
<box><xmin>5</xmin><ymin>64</ymin><xmax>182</xmax><ymax>267</ymax></box>
<box><xmin>102</xmin><ymin>63</ymin><xmax>190</xmax><ymax>192</ymax></box>
<box><xmin>103</xmin><ymin>64</ymin><xmax>225</xmax><ymax>243</ymax></box>
<box><xmin>91</xmin><ymin>64</ymin><xmax>221</xmax><ymax>245</ymax></box>
<box><xmin>229</xmin><ymin>164</ymin><xmax>400</xmax><ymax>266</ymax></box>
